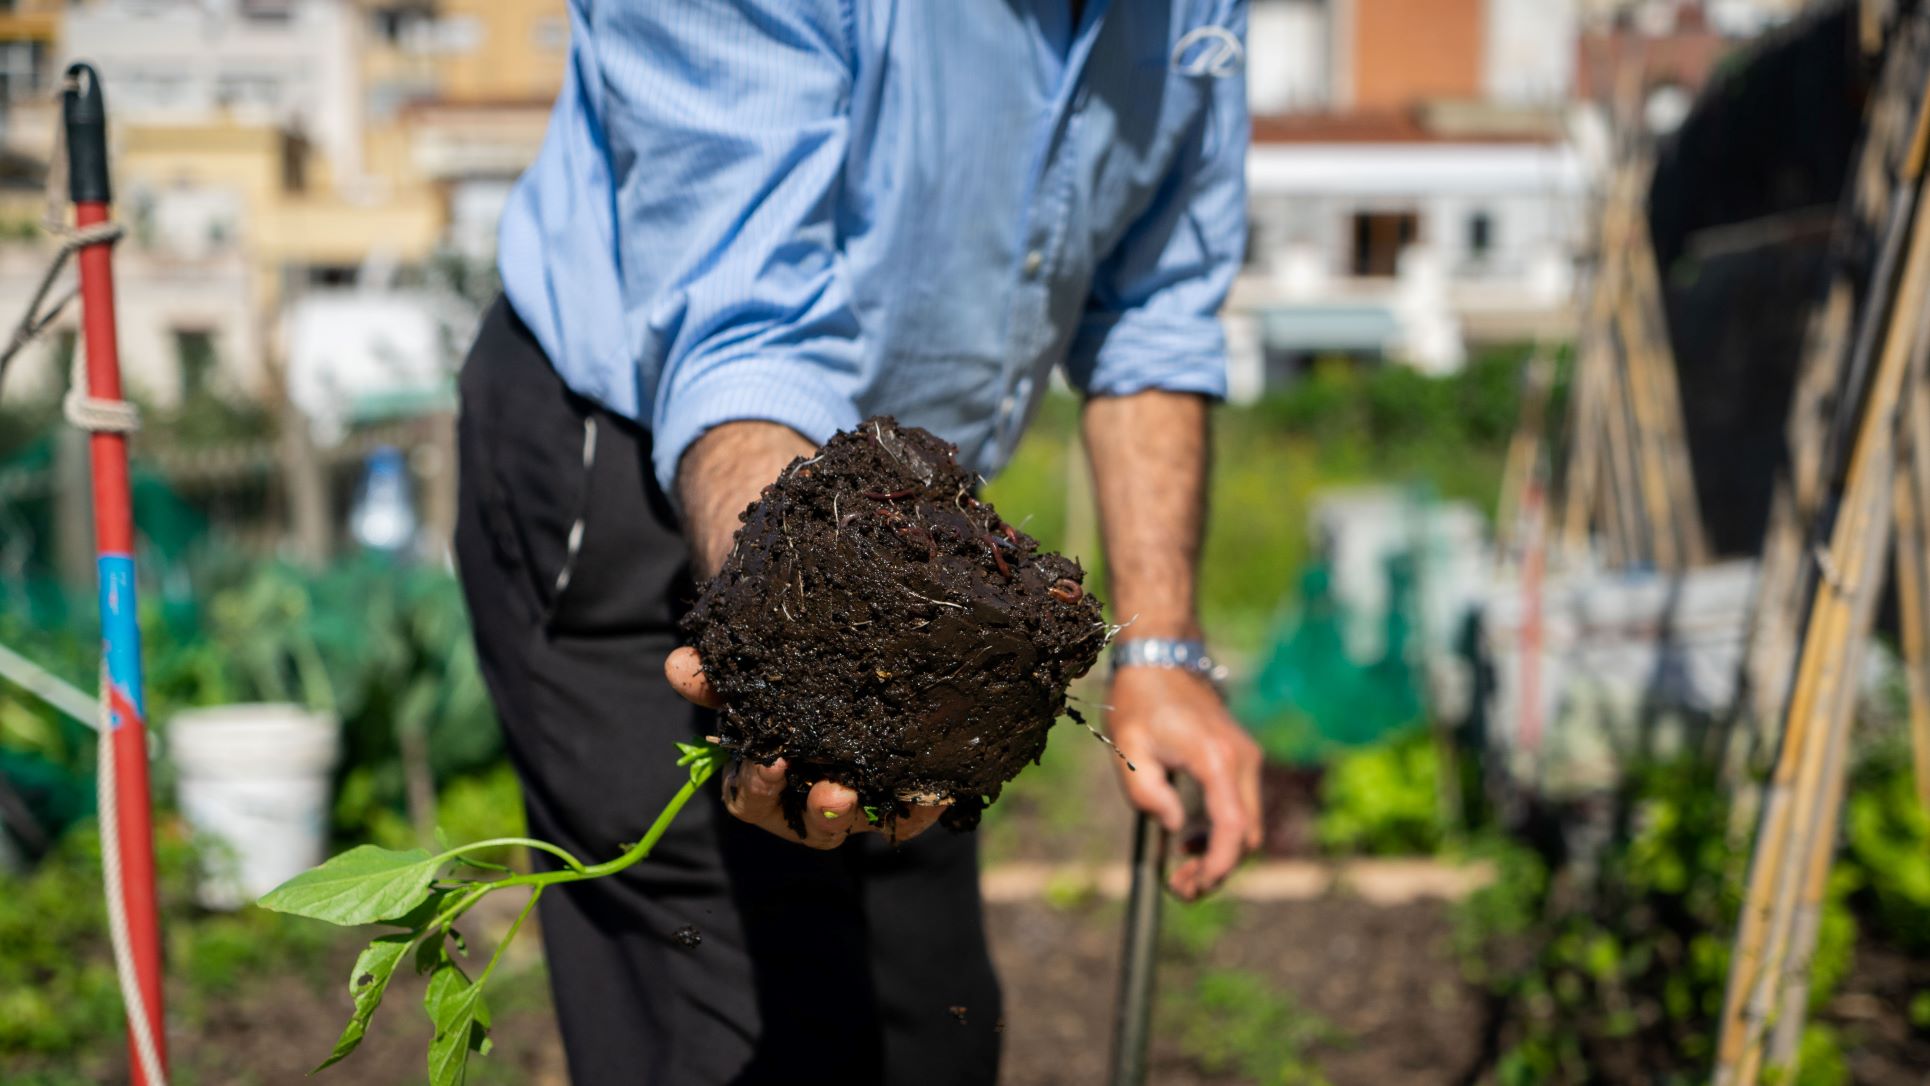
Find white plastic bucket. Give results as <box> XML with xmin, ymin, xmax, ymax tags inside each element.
<box><xmin>168</xmin><ymin>704</ymin><xmax>341</xmax><ymax>910</ymax></box>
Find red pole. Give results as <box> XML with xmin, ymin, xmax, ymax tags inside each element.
<box><xmin>66</xmin><ymin>62</ymin><xmax>168</xmax><ymax>1084</ymax></box>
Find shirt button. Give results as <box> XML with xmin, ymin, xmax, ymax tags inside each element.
<box><xmin>1022</xmin><ymin>249</ymin><xmax>1044</xmax><ymax>277</ymax></box>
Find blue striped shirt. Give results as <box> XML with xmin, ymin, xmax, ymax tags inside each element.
<box><xmin>499</xmin><ymin>0</ymin><xmax>1249</xmax><ymax>495</ymax></box>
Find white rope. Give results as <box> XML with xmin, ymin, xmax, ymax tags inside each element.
<box><xmin>94</xmin><ymin>665</ymin><xmax>169</xmax><ymax>1086</ymax></box>
<box><xmin>63</xmin><ymin>339</ymin><xmax>140</xmax><ymax>434</ymax></box>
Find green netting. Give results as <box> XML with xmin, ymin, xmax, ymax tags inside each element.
<box><xmin>0</xmin><ymin>436</ymin><xmax>208</xmax><ymax>626</ymax></box>
<box><xmin>1235</xmin><ymin>556</ymin><xmax>1426</xmax><ymax>765</ymax></box>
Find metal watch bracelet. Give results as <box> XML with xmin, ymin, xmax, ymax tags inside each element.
<box><xmin>1108</xmin><ymin>637</ymin><xmax>1229</xmax><ymax>689</ymax></box>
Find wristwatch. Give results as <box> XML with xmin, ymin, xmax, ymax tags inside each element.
<box><xmin>1109</xmin><ymin>637</ymin><xmax>1229</xmax><ymax>690</ymax></box>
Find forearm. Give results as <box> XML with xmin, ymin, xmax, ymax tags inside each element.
<box><xmin>1081</xmin><ymin>390</ymin><xmax>1210</xmax><ymax>640</ymax></box>
<box><xmin>676</xmin><ymin>421</ymin><xmax>817</xmax><ymax>579</ymax></box>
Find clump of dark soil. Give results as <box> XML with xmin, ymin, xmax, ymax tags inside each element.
<box><xmin>683</xmin><ymin>417</ymin><xmax>1108</xmax><ymax>832</ymax></box>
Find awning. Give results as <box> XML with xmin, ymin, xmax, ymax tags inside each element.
<box><xmin>1260</xmin><ymin>305</ymin><xmax>1402</xmax><ymax>352</ymax></box>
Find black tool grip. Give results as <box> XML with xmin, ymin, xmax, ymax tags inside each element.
<box><xmin>63</xmin><ymin>62</ymin><xmax>110</xmax><ymax>205</ymax></box>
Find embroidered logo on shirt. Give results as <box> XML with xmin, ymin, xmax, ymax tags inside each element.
<box><xmin>1171</xmin><ymin>26</ymin><xmax>1244</xmax><ymax>78</ymax></box>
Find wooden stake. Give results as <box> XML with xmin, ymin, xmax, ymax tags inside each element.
<box><xmin>1898</xmin><ymin>373</ymin><xmax>1930</xmax><ymax>814</ymax></box>
<box><xmin>1716</xmin><ymin>98</ymin><xmax>1930</xmax><ymax>1079</ymax></box>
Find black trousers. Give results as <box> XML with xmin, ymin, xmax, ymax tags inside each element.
<box><xmin>453</xmin><ymin>300</ymin><xmax>1002</xmax><ymax>1085</ymax></box>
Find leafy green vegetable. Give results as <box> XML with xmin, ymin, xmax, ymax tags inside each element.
<box><xmin>259</xmin><ymin>740</ymin><xmax>729</xmax><ymax>1083</ymax></box>
<box><xmin>317</xmin><ymin>934</ymin><xmax>413</xmax><ymax>1071</ymax></box>
<box><xmin>1317</xmin><ymin>729</ymin><xmax>1444</xmax><ymax>856</ymax></box>
<box><xmin>425</xmin><ymin>963</ymin><xmax>491</xmax><ymax>1086</ymax></box>
<box><xmin>258</xmin><ymin>845</ymin><xmax>441</xmax><ymax>926</ymax></box>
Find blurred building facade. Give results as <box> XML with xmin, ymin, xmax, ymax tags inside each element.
<box><xmin>1228</xmin><ymin>0</ymin><xmax>1786</xmax><ymax>396</ymax></box>
<box><xmin>0</xmin><ymin>0</ymin><xmax>1801</xmax><ymax>411</ymax></box>
<box><xmin>1230</xmin><ymin>0</ymin><xmax>1590</xmax><ymax>394</ymax></box>
<box><xmin>0</xmin><ymin>0</ymin><xmax>561</xmax><ymax>422</ymax></box>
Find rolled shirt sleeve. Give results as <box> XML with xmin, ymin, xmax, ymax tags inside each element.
<box><xmin>1063</xmin><ymin>22</ymin><xmax>1250</xmax><ymax>401</ymax></box>
<box><xmin>589</xmin><ymin>0</ymin><xmax>865</xmax><ymax>495</ymax></box>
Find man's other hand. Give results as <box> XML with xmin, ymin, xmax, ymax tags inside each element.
<box><xmin>665</xmin><ymin>646</ymin><xmax>948</xmax><ymax>849</ymax></box>
<box><xmin>1106</xmin><ymin>665</ymin><xmax>1264</xmax><ymax>900</ymax></box>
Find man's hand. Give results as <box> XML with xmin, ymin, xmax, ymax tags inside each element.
<box><xmin>1107</xmin><ymin>666</ymin><xmax>1264</xmax><ymax>899</ymax></box>
<box><xmin>665</xmin><ymin>644</ymin><xmax>948</xmax><ymax>848</ymax></box>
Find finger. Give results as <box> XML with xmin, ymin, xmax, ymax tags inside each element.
<box><xmin>1238</xmin><ymin>742</ymin><xmax>1265</xmax><ymax>851</ymax></box>
<box><xmin>803</xmin><ymin>779</ymin><xmax>863</xmax><ymax>847</ymax></box>
<box><xmin>723</xmin><ymin>757</ymin><xmax>787</xmax><ymax>824</ymax></box>
<box><xmin>885</xmin><ymin>800</ymin><xmax>949</xmax><ymax>844</ymax></box>
<box><xmin>665</xmin><ymin>647</ymin><xmax>724</xmax><ymax>709</ymax></box>
<box><xmin>1190</xmin><ymin>749</ymin><xmax>1252</xmax><ymax>896</ymax></box>
<box><xmin>1169</xmin><ymin>855</ymin><xmax>1207</xmax><ymax>901</ymax></box>
<box><xmin>1116</xmin><ymin>755</ymin><xmax>1186</xmax><ymax>834</ymax></box>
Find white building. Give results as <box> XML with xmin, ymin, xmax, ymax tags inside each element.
<box><xmin>66</xmin><ymin>0</ymin><xmax>365</xmax><ymax>184</ymax></box>
<box><xmin>1233</xmin><ymin>123</ymin><xmax>1587</xmax><ymax>389</ymax></box>
<box><xmin>1229</xmin><ymin>0</ymin><xmax>1589</xmax><ymax>394</ymax></box>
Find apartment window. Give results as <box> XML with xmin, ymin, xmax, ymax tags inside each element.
<box><xmin>241</xmin><ymin>0</ymin><xmax>294</xmax><ymax>23</ymax></box>
<box><xmin>1350</xmin><ymin>211</ymin><xmax>1417</xmax><ymax>278</ymax></box>
<box><xmin>433</xmin><ymin>16</ymin><xmax>485</xmax><ymax>54</ymax></box>
<box><xmin>0</xmin><ymin>41</ymin><xmax>46</xmax><ymax>104</ymax></box>
<box><xmin>1468</xmin><ymin>211</ymin><xmax>1494</xmax><ymax>259</ymax></box>
<box><xmin>307</xmin><ymin>265</ymin><xmax>358</xmax><ymax>288</ymax></box>
<box><xmin>373</xmin><ymin>6</ymin><xmax>435</xmax><ymax>44</ymax></box>
<box><xmin>215</xmin><ymin>73</ymin><xmax>283</xmax><ymax>113</ymax></box>
<box><xmin>533</xmin><ymin>16</ymin><xmax>569</xmax><ymax>51</ymax></box>
<box><xmin>174</xmin><ymin>330</ymin><xmax>217</xmax><ymax>401</ymax></box>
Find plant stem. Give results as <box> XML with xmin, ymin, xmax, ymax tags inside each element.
<box><xmin>428</xmin><ymin>766</ymin><xmax>717</xmax><ymax>929</ymax></box>
<box><xmin>476</xmin><ymin>887</ymin><xmax>541</xmax><ymax>988</ymax></box>
<box><xmin>436</xmin><ymin>837</ymin><xmax>589</xmax><ymax>874</ymax></box>
<box><xmin>426</xmin><ymin>882</ymin><xmax>492</xmax><ymax>937</ymax></box>
<box><xmin>574</xmin><ymin>773</ymin><xmax>708</xmax><ymax>881</ymax></box>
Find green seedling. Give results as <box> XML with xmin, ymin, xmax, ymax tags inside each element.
<box><xmin>258</xmin><ymin>741</ymin><xmax>727</xmax><ymax>1086</ymax></box>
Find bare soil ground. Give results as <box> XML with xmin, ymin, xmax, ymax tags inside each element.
<box><xmin>90</xmin><ymin>891</ymin><xmax>1483</xmax><ymax>1086</ymax></box>
<box><xmin>992</xmin><ymin>895</ymin><xmax>1485</xmax><ymax>1086</ymax></box>
<box><xmin>22</xmin><ymin>726</ymin><xmax>1925</xmax><ymax>1084</ymax></box>
<box><xmin>32</xmin><ymin>878</ymin><xmax>1927</xmax><ymax>1084</ymax></box>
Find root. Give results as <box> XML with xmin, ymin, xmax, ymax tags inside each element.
<box><xmin>899</xmin><ymin>586</ymin><xmax>966</xmax><ymax>611</ymax></box>
<box><xmin>1067</xmin><ymin>706</ymin><xmax>1135</xmax><ymax>772</ymax></box>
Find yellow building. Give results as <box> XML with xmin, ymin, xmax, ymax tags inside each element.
<box><xmin>0</xmin><ymin>0</ymin><xmax>567</xmax><ymax>405</ymax></box>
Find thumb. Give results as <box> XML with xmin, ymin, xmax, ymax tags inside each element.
<box><xmin>665</xmin><ymin>646</ymin><xmax>724</xmax><ymax>709</ymax></box>
<box><xmin>1119</xmin><ymin>761</ymin><xmax>1185</xmax><ymax>834</ymax></box>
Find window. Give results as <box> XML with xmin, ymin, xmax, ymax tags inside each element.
<box><xmin>240</xmin><ymin>0</ymin><xmax>294</xmax><ymax>23</ymax></box>
<box><xmin>533</xmin><ymin>16</ymin><xmax>569</xmax><ymax>51</ymax></box>
<box><xmin>307</xmin><ymin>265</ymin><xmax>358</xmax><ymax>287</ymax></box>
<box><xmin>0</xmin><ymin>41</ymin><xmax>46</xmax><ymax>104</ymax></box>
<box><xmin>1468</xmin><ymin>211</ymin><xmax>1493</xmax><ymax>259</ymax></box>
<box><xmin>1349</xmin><ymin>211</ymin><xmax>1418</xmax><ymax>278</ymax></box>
<box><xmin>174</xmin><ymin>330</ymin><xmax>217</xmax><ymax>401</ymax></box>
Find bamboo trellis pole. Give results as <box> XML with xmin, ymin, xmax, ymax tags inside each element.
<box><xmin>1557</xmin><ymin>153</ymin><xmax>1709</xmax><ymax>573</ymax></box>
<box><xmin>1893</xmin><ymin>352</ymin><xmax>1930</xmax><ymax>814</ymax></box>
<box><xmin>1714</xmin><ymin>86</ymin><xmax>1930</xmax><ymax>1082</ymax></box>
<box><xmin>1736</xmin><ymin>23</ymin><xmax>1930</xmax><ymax>765</ymax></box>
<box><xmin>1496</xmin><ymin>352</ymin><xmax>1556</xmax><ymax>554</ymax></box>
<box><xmin>1618</xmin><ymin>177</ymin><xmax>1712</xmax><ymax>568</ymax></box>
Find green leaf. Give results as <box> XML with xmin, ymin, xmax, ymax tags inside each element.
<box><xmin>258</xmin><ymin>845</ymin><xmax>442</xmax><ymax>926</ymax></box>
<box><xmin>425</xmin><ymin>963</ymin><xmax>492</xmax><ymax>1086</ymax></box>
<box><xmin>416</xmin><ymin>929</ymin><xmax>450</xmax><ymax>976</ymax></box>
<box><xmin>675</xmin><ymin>740</ymin><xmax>728</xmax><ymax>786</ymax></box>
<box><xmin>315</xmin><ymin>933</ymin><xmax>413</xmax><ymax>1071</ymax></box>
<box><xmin>389</xmin><ymin>888</ymin><xmax>455</xmax><ymax>931</ymax></box>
